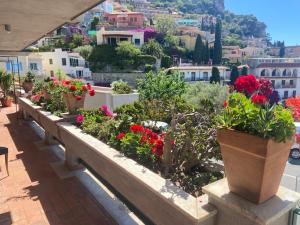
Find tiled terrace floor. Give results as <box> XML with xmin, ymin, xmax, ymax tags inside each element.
<box><xmin>0</xmin><ymin>106</ymin><xmax>118</xmax><ymax>225</ymax></box>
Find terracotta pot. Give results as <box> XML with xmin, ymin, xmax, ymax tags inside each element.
<box><xmin>1</xmin><ymin>98</ymin><xmax>13</xmax><ymax>107</ymax></box>
<box><xmin>217</xmin><ymin>128</ymin><xmax>292</xmax><ymax>204</ymax></box>
<box><xmin>63</xmin><ymin>92</ymin><xmax>85</xmax><ymax>114</ymax></box>
<box><xmin>22</xmin><ymin>82</ymin><xmax>34</xmax><ymax>93</ymax></box>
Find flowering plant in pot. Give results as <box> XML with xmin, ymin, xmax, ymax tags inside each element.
<box><xmin>218</xmin><ymin>75</ymin><xmax>295</xmax><ymax>204</ymax></box>
<box><xmin>61</xmin><ymin>80</ymin><xmax>95</xmax><ymax>114</ymax></box>
<box><xmin>0</xmin><ymin>71</ymin><xmax>13</xmax><ymax>107</ymax></box>
<box><xmin>22</xmin><ymin>71</ymin><xmax>35</xmax><ymax>93</ymax></box>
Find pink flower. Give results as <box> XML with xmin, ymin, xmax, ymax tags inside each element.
<box><xmin>76</xmin><ymin>115</ymin><xmax>84</xmax><ymax>124</ymax></box>
<box><xmin>101</xmin><ymin>105</ymin><xmax>109</xmax><ymax>112</ymax></box>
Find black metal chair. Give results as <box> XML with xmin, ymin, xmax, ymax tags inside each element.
<box><xmin>0</xmin><ymin>147</ymin><xmax>8</xmax><ymax>176</ymax></box>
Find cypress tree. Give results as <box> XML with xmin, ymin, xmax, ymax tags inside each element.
<box><xmin>213</xmin><ymin>18</ymin><xmax>222</xmax><ymax>65</ymax></box>
<box><xmin>230</xmin><ymin>65</ymin><xmax>239</xmax><ymax>85</ymax></box>
<box><xmin>241</xmin><ymin>66</ymin><xmax>248</xmax><ymax>76</ymax></box>
<box><xmin>193</xmin><ymin>34</ymin><xmax>204</xmax><ymax>65</ymax></box>
<box><xmin>210</xmin><ymin>66</ymin><xmax>220</xmax><ymax>83</ymax></box>
<box><xmin>203</xmin><ymin>41</ymin><xmax>210</xmax><ymax>64</ymax></box>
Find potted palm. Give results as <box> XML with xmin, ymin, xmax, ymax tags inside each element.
<box><xmin>22</xmin><ymin>71</ymin><xmax>35</xmax><ymax>93</ymax></box>
<box><xmin>0</xmin><ymin>71</ymin><xmax>13</xmax><ymax>107</ymax></box>
<box><xmin>218</xmin><ymin>75</ymin><xmax>295</xmax><ymax>204</ymax></box>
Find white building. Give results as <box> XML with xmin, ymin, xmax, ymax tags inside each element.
<box><xmin>0</xmin><ymin>53</ymin><xmax>44</xmax><ymax>77</ymax></box>
<box><xmin>96</xmin><ymin>27</ymin><xmax>144</xmax><ymax>48</ymax></box>
<box><xmin>248</xmin><ymin>58</ymin><xmax>300</xmax><ymax>99</ymax></box>
<box><xmin>167</xmin><ymin>66</ymin><xmax>229</xmax><ymax>83</ymax></box>
<box><xmin>38</xmin><ymin>49</ymin><xmax>91</xmax><ymax>78</ymax></box>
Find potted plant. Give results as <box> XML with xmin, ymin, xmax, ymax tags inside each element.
<box><xmin>218</xmin><ymin>75</ymin><xmax>295</xmax><ymax>204</ymax></box>
<box><xmin>111</xmin><ymin>80</ymin><xmax>133</xmax><ymax>94</ymax></box>
<box><xmin>22</xmin><ymin>71</ymin><xmax>35</xmax><ymax>93</ymax></box>
<box><xmin>61</xmin><ymin>80</ymin><xmax>95</xmax><ymax>114</ymax></box>
<box><xmin>0</xmin><ymin>71</ymin><xmax>13</xmax><ymax>107</ymax></box>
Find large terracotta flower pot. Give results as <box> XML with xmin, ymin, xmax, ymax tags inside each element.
<box><xmin>63</xmin><ymin>93</ymin><xmax>85</xmax><ymax>114</ymax></box>
<box><xmin>1</xmin><ymin>97</ymin><xmax>13</xmax><ymax>107</ymax></box>
<box><xmin>22</xmin><ymin>82</ymin><xmax>34</xmax><ymax>93</ymax></box>
<box><xmin>217</xmin><ymin>128</ymin><xmax>292</xmax><ymax>204</ymax></box>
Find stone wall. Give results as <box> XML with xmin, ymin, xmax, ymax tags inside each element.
<box><xmin>92</xmin><ymin>72</ymin><xmax>145</xmax><ymax>88</ymax></box>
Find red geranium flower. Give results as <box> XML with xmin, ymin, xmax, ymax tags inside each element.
<box><xmin>251</xmin><ymin>94</ymin><xmax>268</xmax><ymax>105</ymax></box>
<box><xmin>89</xmin><ymin>89</ymin><xmax>95</xmax><ymax>96</ymax></box>
<box><xmin>130</xmin><ymin>124</ymin><xmax>144</xmax><ymax>133</ymax></box>
<box><xmin>69</xmin><ymin>85</ymin><xmax>77</xmax><ymax>91</ymax></box>
<box><xmin>140</xmin><ymin>135</ymin><xmax>149</xmax><ymax>144</ymax></box>
<box><xmin>82</xmin><ymin>85</ymin><xmax>87</xmax><ymax>91</ymax></box>
<box><xmin>87</xmin><ymin>83</ymin><xmax>92</xmax><ymax>90</ymax></box>
<box><xmin>258</xmin><ymin>78</ymin><xmax>273</xmax><ymax>97</ymax></box>
<box><xmin>116</xmin><ymin>133</ymin><xmax>125</xmax><ymax>140</ymax></box>
<box><xmin>65</xmin><ymin>80</ymin><xmax>71</xmax><ymax>85</ymax></box>
<box><xmin>76</xmin><ymin>115</ymin><xmax>84</xmax><ymax>124</ymax></box>
<box><xmin>75</xmin><ymin>95</ymin><xmax>82</xmax><ymax>101</ymax></box>
<box><xmin>223</xmin><ymin>100</ymin><xmax>228</xmax><ymax>108</ymax></box>
<box><xmin>235</xmin><ymin>75</ymin><xmax>259</xmax><ymax>95</ymax></box>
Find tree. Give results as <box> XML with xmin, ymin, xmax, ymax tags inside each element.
<box><xmin>230</xmin><ymin>65</ymin><xmax>239</xmax><ymax>85</ymax></box>
<box><xmin>90</xmin><ymin>17</ymin><xmax>99</xmax><ymax>31</ymax></box>
<box><xmin>155</xmin><ymin>15</ymin><xmax>177</xmax><ymax>35</ymax></box>
<box><xmin>69</xmin><ymin>34</ymin><xmax>84</xmax><ymax>49</ymax></box>
<box><xmin>241</xmin><ymin>66</ymin><xmax>248</xmax><ymax>76</ymax></box>
<box><xmin>73</xmin><ymin>45</ymin><xmax>93</xmax><ymax>60</ymax></box>
<box><xmin>193</xmin><ymin>35</ymin><xmax>204</xmax><ymax>65</ymax></box>
<box><xmin>210</xmin><ymin>67</ymin><xmax>220</xmax><ymax>83</ymax></box>
<box><xmin>280</xmin><ymin>41</ymin><xmax>285</xmax><ymax>58</ymax></box>
<box><xmin>212</xmin><ymin>19</ymin><xmax>222</xmax><ymax>65</ymax></box>
<box><xmin>116</xmin><ymin>41</ymin><xmax>141</xmax><ymax>59</ymax></box>
<box><xmin>203</xmin><ymin>41</ymin><xmax>210</xmax><ymax>64</ymax></box>
<box><xmin>141</xmin><ymin>39</ymin><xmax>163</xmax><ymax>58</ymax></box>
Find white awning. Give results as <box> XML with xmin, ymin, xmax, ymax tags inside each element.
<box><xmin>0</xmin><ymin>0</ymin><xmax>104</xmax><ymax>52</ymax></box>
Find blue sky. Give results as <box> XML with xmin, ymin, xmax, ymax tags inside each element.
<box><xmin>225</xmin><ymin>0</ymin><xmax>300</xmax><ymax>46</ymax></box>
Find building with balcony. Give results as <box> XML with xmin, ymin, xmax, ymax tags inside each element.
<box><xmin>103</xmin><ymin>11</ymin><xmax>145</xmax><ymax>28</ymax></box>
<box><xmin>96</xmin><ymin>27</ymin><xmax>144</xmax><ymax>48</ymax></box>
<box><xmin>248</xmin><ymin>58</ymin><xmax>300</xmax><ymax>99</ymax></box>
<box><xmin>39</xmin><ymin>48</ymin><xmax>91</xmax><ymax>78</ymax></box>
<box><xmin>167</xmin><ymin>66</ymin><xmax>229</xmax><ymax>83</ymax></box>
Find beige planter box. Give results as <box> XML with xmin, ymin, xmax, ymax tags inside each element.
<box><xmin>84</xmin><ymin>86</ymin><xmax>139</xmax><ymax>111</ymax></box>
<box><xmin>58</xmin><ymin>122</ymin><xmax>217</xmax><ymax>225</ymax></box>
<box><xmin>37</xmin><ymin>110</ymin><xmax>64</xmax><ymax>142</ymax></box>
<box><xmin>18</xmin><ymin>97</ymin><xmax>42</xmax><ymax>122</ymax></box>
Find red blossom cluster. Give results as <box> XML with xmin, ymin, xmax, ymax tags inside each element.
<box><xmin>235</xmin><ymin>75</ymin><xmax>259</xmax><ymax>95</ymax></box>
<box><xmin>117</xmin><ymin>124</ymin><xmax>166</xmax><ymax>158</ymax></box>
<box><xmin>286</xmin><ymin>97</ymin><xmax>300</xmax><ymax>121</ymax></box>
<box><xmin>234</xmin><ymin>75</ymin><xmax>274</xmax><ymax>106</ymax></box>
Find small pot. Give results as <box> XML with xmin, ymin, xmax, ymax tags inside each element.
<box><xmin>1</xmin><ymin>97</ymin><xmax>13</xmax><ymax>107</ymax></box>
<box><xmin>217</xmin><ymin>128</ymin><xmax>292</xmax><ymax>204</ymax></box>
<box><xmin>22</xmin><ymin>82</ymin><xmax>34</xmax><ymax>93</ymax></box>
<box><xmin>63</xmin><ymin>92</ymin><xmax>85</xmax><ymax>114</ymax></box>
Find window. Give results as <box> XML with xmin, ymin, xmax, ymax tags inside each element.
<box><xmin>49</xmin><ymin>59</ymin><xmax>53</xmax><ymax>65</ymax></box>
<box><xmin>203</xmin><ymin>72</ymin><xmax>208</xmax><ymax>81</ymax></box>
<box><xmin>108</xmin><ymin>37</ymin><xmax>117</xmax><ymax>45</ymax></box>
<box><xmin>293</xmin><ymin>90</ymin><xmax>297</xmax><ymax>97</ymax></box>
<box><xmin>191</xmin><ymin>72</ymin><xmax>196</xmax><ymax>81</ymax></box>
<box><xmin>271</xmin><ymin>80</ymin><xmax>275</xmax><ymax>87</ymax></box>
<box><xmin>62</xmin><ymin>58</ymin><xmax>67</xmax><ymax>66</ymax></box>
<box><xmin>134</xmin><ymin>39</ymin><xmax>141</xmax><ymax>46</ymax></box>
<box><xmin>290</xmin><ymin>80</ymin><xmax>294</xmax><ymax>86</ymax></box>
<box><xmin>134</xmin><ymin>17</ymin><xmax>137</xmax><ymax>22</ymax></box>
<box><xmin>120</xmin><ymin>38</ymin><xmax>128</xmax><ymax>42</ymax></box>
<box><xmin>282</xmin><ymin>80</ymin><xmax>286</xmax><ymax>86</ymax></box>
<box><xmin>50</xmin><ymin>70</ymin><xmax>54</xmax><ymax>77</ymax></box>
<box><xmin>29</xmin><ymin>63</ymin><xmax>38</xmax><ymax>71</ymax></box>
<box><xmin>284</xmin><ymin>91</ymin><xmax>289</xmax><ymax>99</ymax></box>
<box><xmin>130</xmin><ymin>18</ymin><xmax>134</xmax><ymax>22</ymax></box>
<box><xmin>69</xmin><ymin>58</ymin><xmax>79</xmax><ymax>67</ymax></box>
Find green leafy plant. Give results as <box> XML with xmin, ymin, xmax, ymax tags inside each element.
<box><xmin>111</xmin><ymin>80</ymin><xmax>133</xmax><ymax>94</ymax></box>
<box><xmin>0</xmin><ymin>71</ymin><xmax>13</xmax><ymax>99</ymax></box>
<box><xmin>24</xmin><ymin>71</ymin><xmax>35</xmax><ymax>83</ymax></box>
<box><xmin>219</xmin><ymin>75</ymin><xmax>295</xmax><ymax>143</ymax></box>
<box><xmin>138</xmin><ymin>70</ymin><xmax>186</xmax><ymax>101</ymax></box>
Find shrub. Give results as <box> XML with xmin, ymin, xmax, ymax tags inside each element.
<box><xmin>161</xmin><ymin>55</ymin><xmax>172</xmax><ymax>68</ymax></box>
<box><xmin>184</xmin><ymin>82</ymin><xmax>228</xmax><ymax>112</ymax></box>
<box><xmin>111</xmin><ymin>80</ymin><xmax>133</xmax><ymax>94</ymax></box>
<box><xmin>24</xmin><ymin>71</ymin><xmax>35</xmax><ymax>83</ymax></box>
<box><xmin>138</xmin><ymin>70</ymin><xmax>186</xmax><ymax>101</ymax></box>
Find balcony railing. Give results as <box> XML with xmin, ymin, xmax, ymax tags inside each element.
<box><xmin>274</xmin><ymin>84</ymin><xmax>296</xmax><ymax>89</ymax></box>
